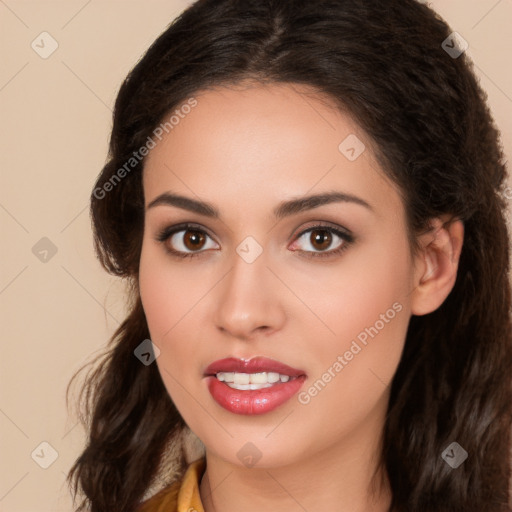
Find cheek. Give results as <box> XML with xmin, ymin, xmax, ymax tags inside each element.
<box><xmin>290</xmin><ymin>231</ymin><xmax>412</xmax><ymax>411</ymax></box>
<box><xmin>139</xmin><ymin>259</ymin><xmax>172</xmax><ymax>339</ymax></box>
<box><xmin>139</xmin><ymin>249</ymin><xmax>202</xmax><ymax>415</ymax></box>
<box><xmin>331</xmin><ymin>240</ymin><xmax>411</xmax><ymax>351</ymax></box>
<box><xmin>139</xmin><ymin>244</ymin><xmax>212</xmax><ymax>390</ymax></box>
<box><xmin>139</xmin><ymin>244</ymin><xmax>204</xmax><ymax>342</ymax></box>
<box><xmin>290</xmin><ymin>227</ymin><xmax>412</xmax><ymax>354</ymax></box>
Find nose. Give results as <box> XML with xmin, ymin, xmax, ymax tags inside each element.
<box><xmin>212</xmin><ymin>248</ymin><xmax>286</xmax><ymax>341</ymax></box>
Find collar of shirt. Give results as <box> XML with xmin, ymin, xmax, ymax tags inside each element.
<box><xmin>137</xmin><ymin>457</ymin><xmax>206</xmax><ymax>512</ymax></box>
<box><xmin>177</xmin><ymin>457</ymin><xmax>206</xmax><ymax>512</ymax></box>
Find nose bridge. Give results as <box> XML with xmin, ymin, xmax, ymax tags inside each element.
<box><xmin>213</xmin><ymin>242</ymin><xmax>285</xmax><ymax>338</ymax></box>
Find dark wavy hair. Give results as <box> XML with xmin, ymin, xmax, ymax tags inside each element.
<box><xmin>67</xmin><ymin>0</ymin><xmax>512</xmax><ymax>510</ymax></box>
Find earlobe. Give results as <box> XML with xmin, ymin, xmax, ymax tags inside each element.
<box><xmin>410</xmin><ymin>217</ymin><xmax>464</xmax><ymax>316</ymax></box>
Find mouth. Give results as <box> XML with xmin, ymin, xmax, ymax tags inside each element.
<box><xmin>203</xmin><ymin>356</ymin><xmax>307</xmax><ymax>415</ymax></box>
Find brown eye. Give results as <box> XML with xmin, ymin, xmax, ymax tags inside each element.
<box><xmin>309</xmin><ymin>229</ymin><xmax>333</xmax><ymax>251</ymax></box>
<box><xmin>182</xmin><ymin>230</ymin><xmax>207</xmax><ymax>251</ymax></box>
<box><xmin>160</xmin><ymin>226</ymin><xmax>218</xmax><ymax>256</ymax></box>
<box><xmin>290</xmin><ymin>224</ymin><xmax>353</xmax><ymax>258</ymax></box>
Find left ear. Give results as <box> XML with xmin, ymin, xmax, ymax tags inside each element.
<box><xmin>410</xmin><ymin>215</ymin><xmax>464</xmax><ymax>316</ymax></box>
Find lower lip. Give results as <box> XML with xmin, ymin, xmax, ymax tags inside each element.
<box><xmin>206</xmin><ymin>376</ymin><xmax>306</xmax><ymax>415</ymax></box>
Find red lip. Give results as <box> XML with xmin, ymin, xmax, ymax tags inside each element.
<box><xmin>204</xmin><ymin>357</ymin><xmax>306</xmax><ymax>377</ymax></box>
<box><xmin>203</xmin><ymin>357</ymin><xmax>307</xmax><ymax>415</ymax></box>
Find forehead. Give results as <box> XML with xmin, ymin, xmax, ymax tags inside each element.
<box><xmin>142</xmin><ymin>82</ymin><xmax>402</xmax><ymax>222</ymax></box>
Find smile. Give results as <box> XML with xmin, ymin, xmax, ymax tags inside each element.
<box><xmin>204</xmin><ymin>357</ymin><xmax>307</xmax><ymax>415</ymax></box>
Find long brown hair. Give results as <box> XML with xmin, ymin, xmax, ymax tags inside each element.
<box><xmin>67</xmin><ymin>1</ymin><xmax>512</xmax><ymax>510</ymax></box>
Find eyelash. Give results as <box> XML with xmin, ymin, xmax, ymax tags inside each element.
<box><xmin>155</xmin><ymin>222</ymin><xmax>354</xmax><ymax>260</ymax></box>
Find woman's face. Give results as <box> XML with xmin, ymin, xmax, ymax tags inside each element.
<box><xmin>139</xmin><ymin>82</ymin><xmax>416</xmax><ymax>468</ymax></box>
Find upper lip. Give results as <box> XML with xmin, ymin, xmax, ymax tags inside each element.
<box><xmin>204</xmin><ymin>357</ymin><xmax>306</xmax><ymax>377</ymax></box>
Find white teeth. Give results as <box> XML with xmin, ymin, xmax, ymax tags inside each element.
<box><xmin>215</xmin><ymin>371</ymin><xmax>293</xmax><ymax>388</ymax></box>
<box><xmin>233</xmin><ymin>373</ymin><xmax>250</xmax><ymax>385</ymax></box>
<box><xmin>249</xmin><ymin>372</ymin><xmax>268</xmax><ymax>384</ymax></box>
<box><xmin>228</xmin><ymin>383</ymin><xmax>274</xmax><ymax>390</ymax></box>
<box><xmin>217</xmin><ymin>372</ymin><xmax>234</xmax><ymax>382</ymax></box>
<box><xmin>267</xmin><ymin>372</ymin><xmax>280</xmax><ymax>383</ymax></box>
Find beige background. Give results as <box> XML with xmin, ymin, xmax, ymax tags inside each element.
<box><xmin>0</xmin><ymin>1</ymin><xmax>511</xmax><ymax>510</ymax></box>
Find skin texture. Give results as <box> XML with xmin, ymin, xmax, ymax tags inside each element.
<box><xmin>139</xmin><ymin>82</ymin><xmax>464</xmax><ymax>512</ymax></box>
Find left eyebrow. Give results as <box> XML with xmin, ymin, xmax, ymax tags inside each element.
<box><xmin>146</xmin><ymin>190</ymin><xmax>373</xmax><ymax>218</ymax></box>
<box><xmin>273</xmin><ymin>191</ymin><xmax>373</xmax><ymax>219</ymax></box>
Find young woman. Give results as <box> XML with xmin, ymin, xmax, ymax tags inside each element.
<box><xmin>67</xmin><ymin>1</ymin><xmax>512</xmax><ymax>511</ymax></box>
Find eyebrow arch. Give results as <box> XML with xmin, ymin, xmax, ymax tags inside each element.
<box><xmin>146</xmin><ymin>191</ymin><xmax>373</xmax><ymax>218</ymax></box>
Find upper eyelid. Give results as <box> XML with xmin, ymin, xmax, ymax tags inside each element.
<box><xmin>290</xmin><ymin>221</ymin><xmax>352</xmax><ymax>239</ymax></box>
<box><xmin>160</xmin><ymin>221</ymin><xmax>350</xmax><ymax>237</ymax></box>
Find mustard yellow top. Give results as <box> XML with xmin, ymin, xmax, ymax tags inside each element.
<box><xmin>137</xmin><ymin>457</ymin><xmax>206</xmax><ymax>512</ymax></box>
